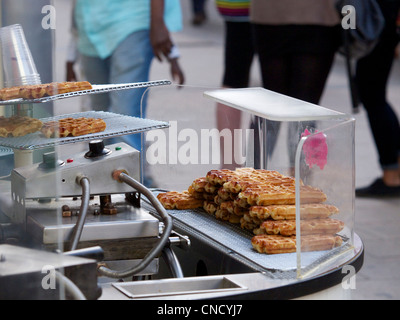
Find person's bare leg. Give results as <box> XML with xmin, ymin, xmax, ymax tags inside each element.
<box><xmin>217</xmin><ymin>102</ymin><xmax>242</xmax><ymax>170</ymax></box>
<box><xmin>383</xmin><ymin>169</ymin><xmax>400</xmax><ymax>186</ymax></box>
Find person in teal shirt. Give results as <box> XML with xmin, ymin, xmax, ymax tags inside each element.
<box><xmin>67</xmin><ymin>0</ymin><xmax>185</xmax><ymax>186</ymax></box>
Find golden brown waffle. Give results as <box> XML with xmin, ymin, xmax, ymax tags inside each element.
<box><xmin>203</xmin><ymin>201</ymin><xmax>218</xmax><ymax>215</ymax></box>
<box><xmin>0</xmin><ymin>87</ymin><xmax>21</xmax><ymax>101</ymax></box>
<box><xmin>213</xmin><ymin>194</ymin><xmax>227</xmax><ymax>205</ymax></box>
<box><xmin>205</xmin><ymin>169</ymin><xmax>239</xmax><ymax>185</ymax></box>
<box><xmin>41</xmin><ymin>117</ymin><xmax>106</xmax><ymax>138</ymax></box>
<box><xmin>215</xmin><ymin>207</ymin><xmax>241</xmax><ymax>224</ymax></box>
<box><xmin>240</xmin><ymin>212</ymin><xmax>263</xmax><ymax>231</ymax></box>
<box><xmin>157</xmin><ymin>191</ymin><xmax>204</xmax><ymax>210</ymax></box>
<box><xmin>205</xmin><ymin>167</ymin><xmax>258</xmax><ymax>187</ymax></box>
<box><xmin>256</xmin><ymin>218</ymin><xmax>345</xmax><ymax>236</ymax></box>
<box><xmin>251</xmin><ymin>234</ymin><xmax>343</xmax><ymax>254</ymax></box>
<box><xmin>0</xmin><ymin>115</ymin><xmax>43</xmax><ymax>137</ymax></box>
<box><xmin>19</xmin><ymin>85</ymin><xmax>47</xmax><ymax>99</ymax></box>
<box><xmin>157</xmin><ymin>167</ymin><xmax>343</xmax><ymax>255</ymax></box>
<box><xmin>44</xmin><ymin>81</ymin><xmax>92</xmax><ymax>96</ymax></box>
<box><xmin>249</xmin><ymin>203</ymin><xmax>339</xmax><ymax>221</ymax></box>
<box><xmin>188</xmin><ymin>185</ymin><xmax>217</xmax><ymax>201</ymax></box>
<box><xmin>187</xmin><ymin>185</ymin><xmax>205</xmax><ymax>200</ymax></box>
<box><xmin>217</xmin><ymin>186</ymin><xmax>237</xmax><ymax>201</ymax></box>
<box><xmin>219</xmin><ymin>201</ymin><xmax>234</xmax><ymax>214</ymax></box>
<box><xmin>238</xmin><ymin>184</ymin><xmax>327</xmax><ymax>207</ymax></box>
<box><xmin>191</xmin><ymin>177</ymin><xmax>219</xmax><ymax>194</ymax></box>
<box><xmin>0</xmin><ymin>81</ymin><xmax>93</xmax><ymax>101</ymax></box>
<box><xmin>223</xmin><ymin>169</ymin><xmax>293</xmax><ymax>193</ymax></box>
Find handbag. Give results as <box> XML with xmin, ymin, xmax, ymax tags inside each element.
<box><xmin>337</xmin><ymin>0</ymin><xmax>385</xmax><ymax>59</ymax></box>
<box><xmin>336</xmin><ymin>0</ymin><xmax>385</xmax><ymax>113</ymax></box>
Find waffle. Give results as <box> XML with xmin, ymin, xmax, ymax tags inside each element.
<box><xmin>238</xmin><ymin>184</ymin><xmax>327</xmax><ymax>207</ymax></box>
<box><xmin>19</xmin><ymin>85</ymin><xmax>47</xmax><ymax>99</ymax></box>
<box><xmin>240</xmin><ymin>212</ymin><xmax>263</xmax><ymax>231</ymax></box>
<box><xmin>219</xmin><ymin>201</ymin><xmax>234</xmax><ymax>214</ymax></box>
<box><xmin>249</xmin><ymin>203</ymin><xmax>339</xmax><ymax>221</ymax></box>
<box><xmin>187</xmin><ymin>185</ymin><xmax>205</xmax><ymax>200</ymax></box>
<box><xmin>223</xmin><ymin>169</ymin><xmax>293</xmax><ymax>193</ymax></box>
<box><xmin>41</xmin><ymin>117</ymin><xmax>106</xmax><ymax>138</ymax></box>
<box><xmin>205</xmin><ymin>169</ymin><xmax>240</xmax><ymax>186</ymax></box>
<box><xmin>251</xmin><ymin>234</ymin><xmax>343</xmax><ymax>254</ymax></box>
<box><xmin>215</xmin><ymin>206</ymin><xmax>241</xmax><ymax>224</ymax></box>
<box><xmin>157</xmin><ymin>191</ymin><xmax>204</xmax><ymax>210</ymax></box>
<box><xmin>191</xmin><ymin>177</ymin><xmax>219</xmax><ymax>194</ymax></box>
<box><xmin>157</xmin><ymin>167</ymin><xmax>344</xmax><ymax>255</ymax></box>
<box><xmin>217</xmin><ymin>186</ymin><xmax>237</xmax><ymax>201</ymax></box>
<box><xmin>0</xmin><ymin>115</ymin><xmax>43</xmax><ymax>137</ymax></box>
<box><xmin>0</xmin><ymin>81</ymin><xmax>93</xmax><ymax>101</ymax></box>
<box><xmin>256</xmin><ymin>218</ymin><xmax>345</xmax><ymax>236</ymax></box>
<box><xmin>203</xmin><ymin>201</ymin><xmax>218</xmax><ymax>215</ymax></box>
<box><xmin>0</xmin><ymin>86</ymin><xmax>23</xmax><ymax>101</ymax></box>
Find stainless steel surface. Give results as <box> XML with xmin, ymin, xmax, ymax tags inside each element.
<box><xmin>0</xmin><ymin>244</ymin><xmax>100</xmax><ymax>300</ymax></box>
<box><xmin>26</xmin><ymin>195</ymin><xmax>159</xmax><ymax>244</ymax></box>
<box><xmin>0</xmin><ymin>244</ymin><xmax>93</xmax><ymax>276</ymax></box>
<box><xmin>111</xmin><ymin>276</ymin><xmax>247</xmax><ymax>299</ymax></box>
<box><xmin>0</xmin><ymin>111</ymin><xmax>170</xmax><ymax>150</ymax></box>
<box><xmin>101</xmin><ymin>259</ymin><xmax>159</xmax><ymax>279</ymax></box>
<box><xmin>9</xmin><ymin>142</ymin><xmax>141</xmax><ymax>223</ymax></box>
<box><xmin>0</xmin><ymin>80</ymin><xmax>171</xmax><ymax>105</ymax></box>
<box><xmin>100</xmin><ymin>233</ymin><xmax>363</xmax><ymax>300</ymax></box>
<box><xmin>13</xmin><ymin>142</ymin><xmax>140</xmax><ymax>198</ymax></box>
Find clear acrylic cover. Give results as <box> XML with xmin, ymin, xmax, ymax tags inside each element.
<box><xmin>144</xmin><ymin>85</ymin><xmax>356</xmax><ymax>279</ymax></box>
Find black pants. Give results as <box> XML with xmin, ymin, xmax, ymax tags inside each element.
<box><xmin>191</xmin><ymin>0</ymin><xmax>206</xmax><ymax>14</ymax></box>
<box><xmin>355</xmin><ymin>0</ymin><xmax>400</xmax><ymax>169</ymax></box>
<box><xmin>251</xmin><ymin>24</ymin><xmax>340</xmax><ymax>168</ymax></box>
<box><xmin>223</xmin><ymin>21</ymin><xmax>255</xmax><ymax>88</ymax></box>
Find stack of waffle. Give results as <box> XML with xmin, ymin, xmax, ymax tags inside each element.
<box><xmin>0</xmin><ymin>81</ymin><xmax>92</xmax><ymax>101</ymax></box>
<box><xmin>157</xmin><ymin>168</ymin><xmax>344</xmax><ymax>254</ymax></box>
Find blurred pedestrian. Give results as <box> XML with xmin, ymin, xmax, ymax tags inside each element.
<box><xmin>67</xmin><ymin>0</ymin><xmax>185</xmax><ymax>186</ymax></box>
<box><xmin>355</xmin><ymin>0</ymin><xmax>400</xmax><ymax>197</ymax></box>
<box><xmin>250</xmin><ymin>0</ymin><xmax>342</xmax><ymax>170</ymax></box>
<box><xmin>215</xmin><ymin>0</ymin><xmax>254</xmax><ymax>170</ymax></box>
<box><xmin>191</xmin><ymin>0</ymin><xmax>207</xmax><ymax>25</ymax></box>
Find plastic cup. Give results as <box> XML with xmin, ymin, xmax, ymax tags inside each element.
<box><xmin>0</xmin><ymin>24</ymin><xmax>41</xmax><ymax>87</ymax></box>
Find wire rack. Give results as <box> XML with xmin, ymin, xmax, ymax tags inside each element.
<box><xmin>0</xmin><ymin>111</ymin><xmax>169</xmax><ymax>150</ymax></box>
<box><xmin>0</xmin><ymin>80</ymin><xmax>171</xmax><ymax>105</ymax></box>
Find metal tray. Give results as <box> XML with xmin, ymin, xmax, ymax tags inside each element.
<box><xmin>112</xmin><ymin>276</ymin><xmax>247</xmax><ymax>299</ymax></box>
<box><xmin>0</xmin><ymin>80</ymin><xmax>171</xmax><ymax>105</ymax></box>
<box><xmin>0</xmin><ymin>111</ymin><xmax>169</xmax><ymax>150</ymax></box>
<box><xmin>144</xmin><ymin>189</ymin><xmax>352</xmax><ymax>280</ymax></box>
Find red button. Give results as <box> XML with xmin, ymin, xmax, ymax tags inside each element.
<box><xmin>67</xmin><ymin>159</ymin><xmax>74</xmax><ymax>163</ymax></box>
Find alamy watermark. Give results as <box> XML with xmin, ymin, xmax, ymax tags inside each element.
<box><xmin>145</xmin><ymin>121</ymin><xmax>254</xmax><ymax>166</ymax></box>
<box><xmin>341</xmin><ymin>265</ymin><xmax>357</xmax><ymax>290</ymax></box>
<box><xmin>41</xmin><ymin>265</ymin><xmax>56</xmax><ymax>290</ymax></box>
<box><xmin>40</xmin><ymin>4</ymin><xmax>356</xmax><ymax>31</ymax></box>
<box><xmin>41</xmin><ymin>5</ymin><xmax>56</xmax><ymax>30</ymax></box>
<box><xmin>341</xmin><ymin>5</ymin><xmax>357</xmax><ymax>30</ymax></box>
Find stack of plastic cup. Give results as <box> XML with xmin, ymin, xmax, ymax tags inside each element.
<box><xmin>0</xmin><ymin>24</ymin><xmax>41</xmax><ymax>87</ymax></box>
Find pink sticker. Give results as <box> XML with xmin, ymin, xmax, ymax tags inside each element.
<box><xmin>301</xmin><ymin>129</ymin><xmax>328</xmax><ymax>170</ymax></box>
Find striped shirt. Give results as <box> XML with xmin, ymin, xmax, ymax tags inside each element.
<box><xmin>215</xmin><ymin>0</ymin><xmax>250</xmax><ymax>21</ymax></box>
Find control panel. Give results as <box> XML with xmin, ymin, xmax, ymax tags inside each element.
<box><xmin>9</xmin><ymin>141</ymin><xmax>141</xmax><ymax>223</ymax></box>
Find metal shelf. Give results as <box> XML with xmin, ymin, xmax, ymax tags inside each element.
<box><xmin>0</xmin><ymin>80</ymin><xmax>171</xmax><ymax>105</ymax></box>
<box><xmin>0</xmin><ymin>111</ymin><xmax>169</xmax><ymax>150</ymax></box>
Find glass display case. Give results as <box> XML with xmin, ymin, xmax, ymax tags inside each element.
<box><xmin>138</xmin><ymin>85</ymin><xmax>358</xmax><ymax>285</ymax></box>
<box><xmin>204</xmin><ymin>87</ymin><xmax>356</xmax><ymax>279</ymax></box>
